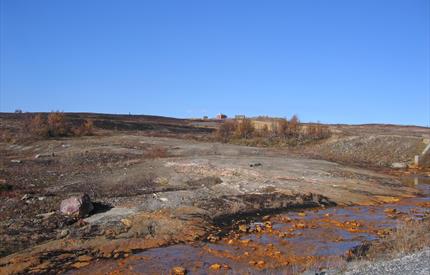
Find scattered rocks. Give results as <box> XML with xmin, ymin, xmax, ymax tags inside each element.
<box><xmin>60</xmin><ymin>194</ymin><xmax>94</xmax><ymax>218</ymax></box>
<box><xmin>249</xmin><ymin>162</ymin><xmax>262</xmax><ymax>167</ymax></box>
<box><xmin>10</xmin><ymin>159</ymin><xmax>22</xmax><ymax>163</ymax></box>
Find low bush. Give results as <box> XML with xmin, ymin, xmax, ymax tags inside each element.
<box><xmin>216</xmin><ymin>120</ymin><xmax>236</xmax><ymax>142</ymax></box>
<box><xmin>72</xmin><ymin>119</ymin><xmax>94</xmax><ymax>136</ymax></box>
<box><xmin>234</xmin><ymin>118</ymin><xmax>255</xmax><ymax>139</ymax></box>
<box><xmin>215</xmin><ymin>115</ymin><xmax>331</xmax><ymax>146</ymax></box>
<box><xmin>29</xmin><ymin>114</ymin><xmax>50</xmax><ymax>138</ymax></box>
<box><xmin>28</xmin><ymin>112</ymin><xmax>95</xmax><ymax>139</ymax></box>
<box><xmin>47</xmin><ymin>112</ymin><xmax>69</xmax><ymax>137</ymax></box>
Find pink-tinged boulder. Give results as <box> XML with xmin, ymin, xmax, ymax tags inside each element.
<box><xmin>60</xmin><ymin>194</ymin><xmax>94</xmax><ymax>218</ymax></box>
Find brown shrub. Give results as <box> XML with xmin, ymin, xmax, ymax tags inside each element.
<box><xmin>306</xmin><ymin>123</ymin><xmax>331</xmax><ymax>140</ymax></box>
<box><xmin>73</xmin><ymin>119</ymin><xmax>94</xmax><ymax>136</ymax></box>
<box><xmin>258</xmin><ymin>124</ymin><xmax>270</xmax><ymax>138</ymax></box>
<box><xmin>288</xmin><ymin>114</ymin><xmax>300</xmax><ymax>137</ymax></box>
<box><xmin>277</xmin><ymin>118</ymin><xmax>289</xmax><ymax>139</ymax></box>
<box><xmin>29</xmin><ymin>114</ymin><xmax>49</xmax><ymax>138</ymax></box>
<box><xmin>234</xmin><ymin>118</ymin><xmax>255</xmax><ymax>139</ymax></box>
<box><xmin>216</xmin><ymin>120</ymin><xmax>236</xmax><ymax>142</ymax></box>
<box><xmin>47</xmin><ymin>112</ymin><xmax>69</xmax><ymax>137</ymax></box>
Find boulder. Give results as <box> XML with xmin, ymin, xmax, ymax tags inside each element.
<box><xmin>60</xmin><ymin>194</ymin><xmax>94</xmax><ymax>218</ymax></box>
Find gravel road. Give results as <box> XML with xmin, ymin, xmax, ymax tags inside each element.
<box><xmin>343</xmin><ymin>249</ymin><xmax>430</xmax><ymax>275</ymax></box>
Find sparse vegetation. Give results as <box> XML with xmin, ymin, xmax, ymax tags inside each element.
<box><xmin>72</xmin><ymin>119</ymin><xmax>94</xmax><ymax>136</ymax></box>
<box><xmin>215</xmin><ymin>115</ymin><xmax>331</xmax><ymax>146</ymax></box>
<box><xmin>29</xmin><ymin>114</ymin><xmax>50</xmax><ymax>138</ymax></box>
<box><xmin>28</xmin><ymin>112</ymin><xmax>94</xmax><ymax>138</ymax></box>
<box><xmin>216</xmin><ymin>120</ymin><xmax>236</xmax><ymax>142</ymax></box>
<box><xmin>47</xmin><ymin>111</ymin><xmax>69</xmax><ymax>137</ymax></box>
<box><xmin>234</xmin><ymin>118</ymin><xmax>255</xmax><ymax>139</ymax></box>
<box><xmin>362</xmin><ymin>218</ymin><xmax>430</xmax><ymax>260</ymax></box>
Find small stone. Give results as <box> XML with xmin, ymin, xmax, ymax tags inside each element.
<box><xmin>171</xmin><ymin>266</ymin><xmax>186</xmax><ymax>275</ymax></box>
<box><xmin>60</xmin><ymin>193</ymin><xmax>94</xmax><ymax>218</ymax></box>
<box><xmin>257</xmin><ymin>260</ymin><xmax>265</xmax><ymax>267</ymax></box>
<box><xmin>11</xmin><ymin>159</ymin><xmax>22</xmax><ymax>163</ymax></box>
<box><xmin>121</xmin><ymin>218</ymin><xmax>132</xmax><ymax>228</ymax></box>
<box><xmin>238</xmin><ymin>224</ymin><xmax>248</xmax><ymax>232</ymax></box>
<box><xmin>209</xmin><ymin>263</ymin><xmax>221</xmax><ymax>270</ymax></box>
<box><xmin>77</xmin><ymin>255</ymin><xmax>92</xmax><ymax>262</ymax></box>
<box><xmin>21</xmin><ymin>194</ymin><xmax>31</xmax><ymax>200</ymax></box>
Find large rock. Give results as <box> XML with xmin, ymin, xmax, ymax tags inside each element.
<box><xmin>60</xmin><ymin>194</ymin><xmax>94</xmax><ymax>218</ymax></box>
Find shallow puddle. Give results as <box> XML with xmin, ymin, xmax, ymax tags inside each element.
<box><xmin>76</xmin><ymin>176</ymin><xmax>430</xmax><ymax>274</ymax></box>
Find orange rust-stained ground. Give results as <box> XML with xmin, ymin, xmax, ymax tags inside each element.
<box><xmin>71</xmin><ymin>183</ymin><xmax>430</xmax><ymax>274</ymax></box>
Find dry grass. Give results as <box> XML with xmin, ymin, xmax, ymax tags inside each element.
<box><xmin>360</xmin><ymin>218</ymin><xmax>430</xmax><ymax>260</ymax></box>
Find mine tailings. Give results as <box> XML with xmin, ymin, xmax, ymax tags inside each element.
<box><xmin>74</xmin><ymin>176</ymin><xmax>430</xmax><ymax>274</ymax></box>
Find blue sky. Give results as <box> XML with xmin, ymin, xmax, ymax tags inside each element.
<box><xmin>1</xmin><ymin>0</ymin><xmax>429</xmax><ymax>126</ymax></box>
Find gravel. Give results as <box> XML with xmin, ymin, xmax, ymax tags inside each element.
<box><xmin>342</xmin><ymin>249</ymin><xmax>430</xmax><ymax>275</ymax></box>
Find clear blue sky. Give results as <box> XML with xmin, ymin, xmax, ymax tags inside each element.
<box><xmin>1</xmin><ymin>0</ymin><xmax>429</xmax><ymax>126</ymax></box>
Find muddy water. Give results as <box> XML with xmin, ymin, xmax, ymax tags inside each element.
<box><xmin>77</xmin><ymin>177</ymin><xmax>430</xmax><ymax>274</ymax></box>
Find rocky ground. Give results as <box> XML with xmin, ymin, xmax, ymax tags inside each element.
<box><xmin>339</xmin><ymin>248</ymin><xmax>430</xmax><ymax>275</ymax></box>
<box><xmin>0</xmin><ymin>113</ymin><xmax>429</xmax><ymax>274</ymax></box>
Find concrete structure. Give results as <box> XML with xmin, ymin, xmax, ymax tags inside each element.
<box><xmin>415</xmin><ymin>141</ymin><xmax>430</xmax><ymax>168</ymax></box>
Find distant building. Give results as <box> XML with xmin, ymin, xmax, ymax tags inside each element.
<box><xmin>235</xmin><ymin>115</ymin><xmax>245</xmax><ymax>120</ymax></box>
<box><xmin>203</xmin><ymin>116</ymin><xmax>208</xmax><ymax>120</ymax></box>
<box><xmin>216</xmin><ymin>114</ymin><xmax>227</xmax><ymax>120</ymax></box>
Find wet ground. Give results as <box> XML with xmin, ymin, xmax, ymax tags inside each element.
<box><xmin>74</xmin><ymin>176</ymin><xmax>430</xmax><ymax>274</ymax></box>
